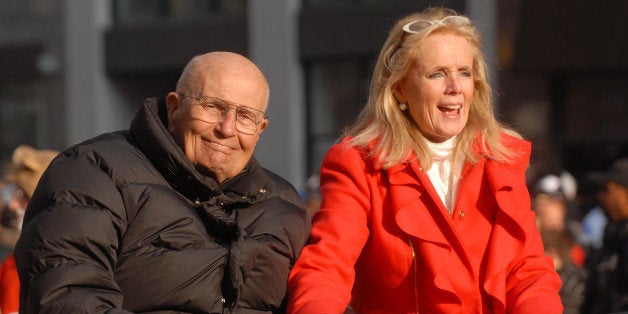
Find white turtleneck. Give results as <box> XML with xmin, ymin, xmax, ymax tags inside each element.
<box><xmin>425</xmin><ymin>136</ymin><xmax>462</xmax><ymax>214</ymax></box>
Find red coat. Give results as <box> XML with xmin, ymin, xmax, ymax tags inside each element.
<box><xmin>0</xmin><ymin>253</ymin><xmax>20</xmax><ymax>314</ymax></box>
<box><xmin>288</xmin><ymin>135</ymin><xmax>562</xmax><ymax>313</ymax></box>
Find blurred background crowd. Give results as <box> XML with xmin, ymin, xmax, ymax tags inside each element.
<box><xmin>529</xmin><ymin>161</ymin><xmax>628</xmax><ymax>313</ymax></box>
<box><xmin>0</xmin><ymin>0</ymin><xmax>625</xmax><ymax>313</ymax></box>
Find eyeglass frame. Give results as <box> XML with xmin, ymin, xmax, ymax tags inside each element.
<box><xmin>178</xmin><ymin>93</ymin><xmax>267</xmax><ymax>135</ymax></box>
<box><xmin>401</xmin><ymin>15</ymin><xmax>472</xmax><ymax>34</ymax></box>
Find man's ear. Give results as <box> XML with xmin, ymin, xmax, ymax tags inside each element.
<box><xmin>254</xmin><ymin>118</ymin><xmax>269</xmax><ymax>143</ymax></box>
<box><xmin>258</xmin><ymin>118</ymin><xmax>269</xmax><ymax>134</ymax></box>
<box><xmin>165</xmin><ymin>92</ymin><xmax>180</xmax><ymax>131</ymax></box>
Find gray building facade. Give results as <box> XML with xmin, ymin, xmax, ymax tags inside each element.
<box><xmin>1</xmin><ymin>0</ymin><xmax>624</xmax><ymax>200</ymax></box>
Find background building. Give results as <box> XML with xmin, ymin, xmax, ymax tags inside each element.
<box><xmin>0</xmin><ymin>0</ymin><xmax>626</xmax><ymax>205</ymax></box>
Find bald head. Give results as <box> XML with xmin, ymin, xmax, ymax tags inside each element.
<box><xmin>176</xmin><ymin>52</ymin><xmax>269</xmax><ymax>109</ymax></box>
<box><xmin>166</xmin><ymin>51</ymin><xmax>270</xmax><ymax>183</ymax></box>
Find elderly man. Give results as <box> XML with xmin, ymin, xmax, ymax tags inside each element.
<box><xmin>14</xmin><ymin>52</ymin><xmax>310</xmax><ymax>313</ymax></box>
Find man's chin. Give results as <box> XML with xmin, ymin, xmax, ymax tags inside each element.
<box><xmin>197</xmin><ymin>163</ymin><xmax>236</xmax><ymax>182</ymax></box>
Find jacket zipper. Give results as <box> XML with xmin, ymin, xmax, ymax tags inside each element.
<box><xmin>408</xmin><ymin>237</ymin><xmax>420</xmax><ymax>314</ymax></box>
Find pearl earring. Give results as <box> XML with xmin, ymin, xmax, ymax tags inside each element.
<box><xmin>399</xmin><ymin>103</ymin><xmax>408</xmax><ymax>111</ymax></box>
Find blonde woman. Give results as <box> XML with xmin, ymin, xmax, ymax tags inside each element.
<box><xmin>288</xmin><ymin>7</ymin><xmax>562</xmax><ymax>313</ymax></box>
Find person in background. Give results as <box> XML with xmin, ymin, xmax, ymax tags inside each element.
<box><xmin>0</xmin><ymin>181</ymin><xmax>16</xmax><ymax>261</ymax></box>
<box><xmin>574</xmin><ymin>174</ymin><xmax>609</xmax><ymax>255</ymax></box>
<box><xmin>14</xmin><ymin>51</ymin><xmax>310</xmax><ymax>313</ymax></box>
<box><xmin>580</xmin><ymin>203</ymin><xmax>608</xmax><ymax>251</ymax></box>
<box><xmin>581</xmin><ymin>157</ymin><xmax>628</xmax><ymax>313</ymax></box>
<box><xmin>287</xmin><ymin>7</ymin><xmax>562</xmax><ymax>313</ymax></box>
<box><xmin>532</xmin><ymin>174</ymin><xmax>587</xmax><ymax>314</ymax></box>
<box><xmin>0</xmin><ymin>145</ymin><xmax>59</xmax><ymax>314</ymax></box>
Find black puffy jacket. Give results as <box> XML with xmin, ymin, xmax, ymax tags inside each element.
<box><xmin>581</xmin><ymin>219</ymin><xmax>628</xmax><ymax>313</ymax></box>
<box><xmin>14</xmin><ymin>98</ymin><xmax>311</xmax><ymax>313</ymax></box>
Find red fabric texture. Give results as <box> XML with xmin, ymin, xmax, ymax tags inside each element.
<box><xmin>287</xmin><ymin>135</ymin><xmax>563</xmax><ymax>313</ymax></box>
<box><xmin>570</xmin><ymin>244</ymin><xmax>586</xmax><ymax>267</ymax></box>
<box><xmin>0</xmin><ymin>253</ymin><xmax>20</xmax><ymax>314</ymax></box>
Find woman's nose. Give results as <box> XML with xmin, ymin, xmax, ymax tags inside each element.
<box><xmin>445</xmin><ymin>75</ymin><xmax>462</xmax><ymax>94</ymax></box>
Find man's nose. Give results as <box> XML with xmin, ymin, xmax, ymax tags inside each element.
<box><xmin>215</xmin><ymin>109</ymin><xmax>238</xmax><ymax>136</ymax></box>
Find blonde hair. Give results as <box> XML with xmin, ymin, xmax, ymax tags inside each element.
<box><xmin>344</xmin><ymin>7</ymin><xmax>521</xmax><ymax>169</ymax></box>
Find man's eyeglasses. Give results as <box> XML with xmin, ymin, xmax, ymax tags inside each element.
<box><xmin>180</xmin><ymin>93</ymin><xmax>266</xmax><ymax>135</ymax></box>
<box><xmin>402</xmin><ymin>15</ymin><xmax>471</xmax><ymax>34</ymax></box>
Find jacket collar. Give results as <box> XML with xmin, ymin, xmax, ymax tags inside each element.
<box><xmin>388</xmin><ymin>138</ymin><xmax>530</xmax><ymax>244</ymax></box>
<box><xmin>388</xmin><ymin>158</ymin><xmax>450</xmax><ymax>245</ymax></box>
<box><xmin>386</xmin><ymin>136</ymin><xmax>533</xmax><ymax>305</ymax></box>
<box><xmin>484</xmin><ymin>135</ymin><xmax>532</xmax><ymax>241</ymax></box>
<box><xmin>129</xmin><ymin>97</ymin><xmax>272</xmax><ymax>204</ymax></box>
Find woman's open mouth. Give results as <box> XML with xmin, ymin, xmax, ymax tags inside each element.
<box><xmin>438</xmin><ymin>104</ymin><xmax>462</xmax><ymax>118</ymax></box>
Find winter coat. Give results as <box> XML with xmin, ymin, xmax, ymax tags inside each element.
<box><xmin>581</xmin><ymin>219</ymin><xmax>628</xmax><ymax>313</ymax></box>
<box><xmin>14</xmin><ymin>97</ymin><xmax>310</xmax><ymax>313</ymax></box>
<box><xmin>288</xmin><ymin>135</ymin><xmax>563</xmax><ymax>313</ymax></box>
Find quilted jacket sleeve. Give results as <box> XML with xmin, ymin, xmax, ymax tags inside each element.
<box><xmin>227</xmin><ymin>197</ymin><xmax>310</xmax><ymax>312</ymax></box>
<box><xmin>13</xmin><ymin>153</ymin><xmax>133</xmax><ymax>313</ymax></box>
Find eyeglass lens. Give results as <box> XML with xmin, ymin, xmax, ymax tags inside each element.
<box><xmin>403</xmin><ymin>15</ymin><xmax>470</xmax><ymax>33</ymax></box>
<box><xmin>195</xmin><ymin>98</ymin><xmax>263</xmax><ymax>134</ymax></box>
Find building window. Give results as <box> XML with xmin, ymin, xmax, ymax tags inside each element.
<box><xmin>560</xmin><ymin>76</ymin><xmax>628</xmax><ymax>173</ymax></box>
<box><xmin>306</xmin><ymin>59</ymin><xmax>373</xmax><ymax>175</ymax></box>
<box><xmin>112</xmin><ymin>0</ymin><xmax>245</xmax><ymax>24</ymax></box>
<box><xmin>0</xmin><ymin>80</ymin><xmax>49</xmax><ymax>167</ymax></box>
<box><xmin>304</xmin><ymin>0</ymin><xmax>414</xmax><ymax>8</ymax></box>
